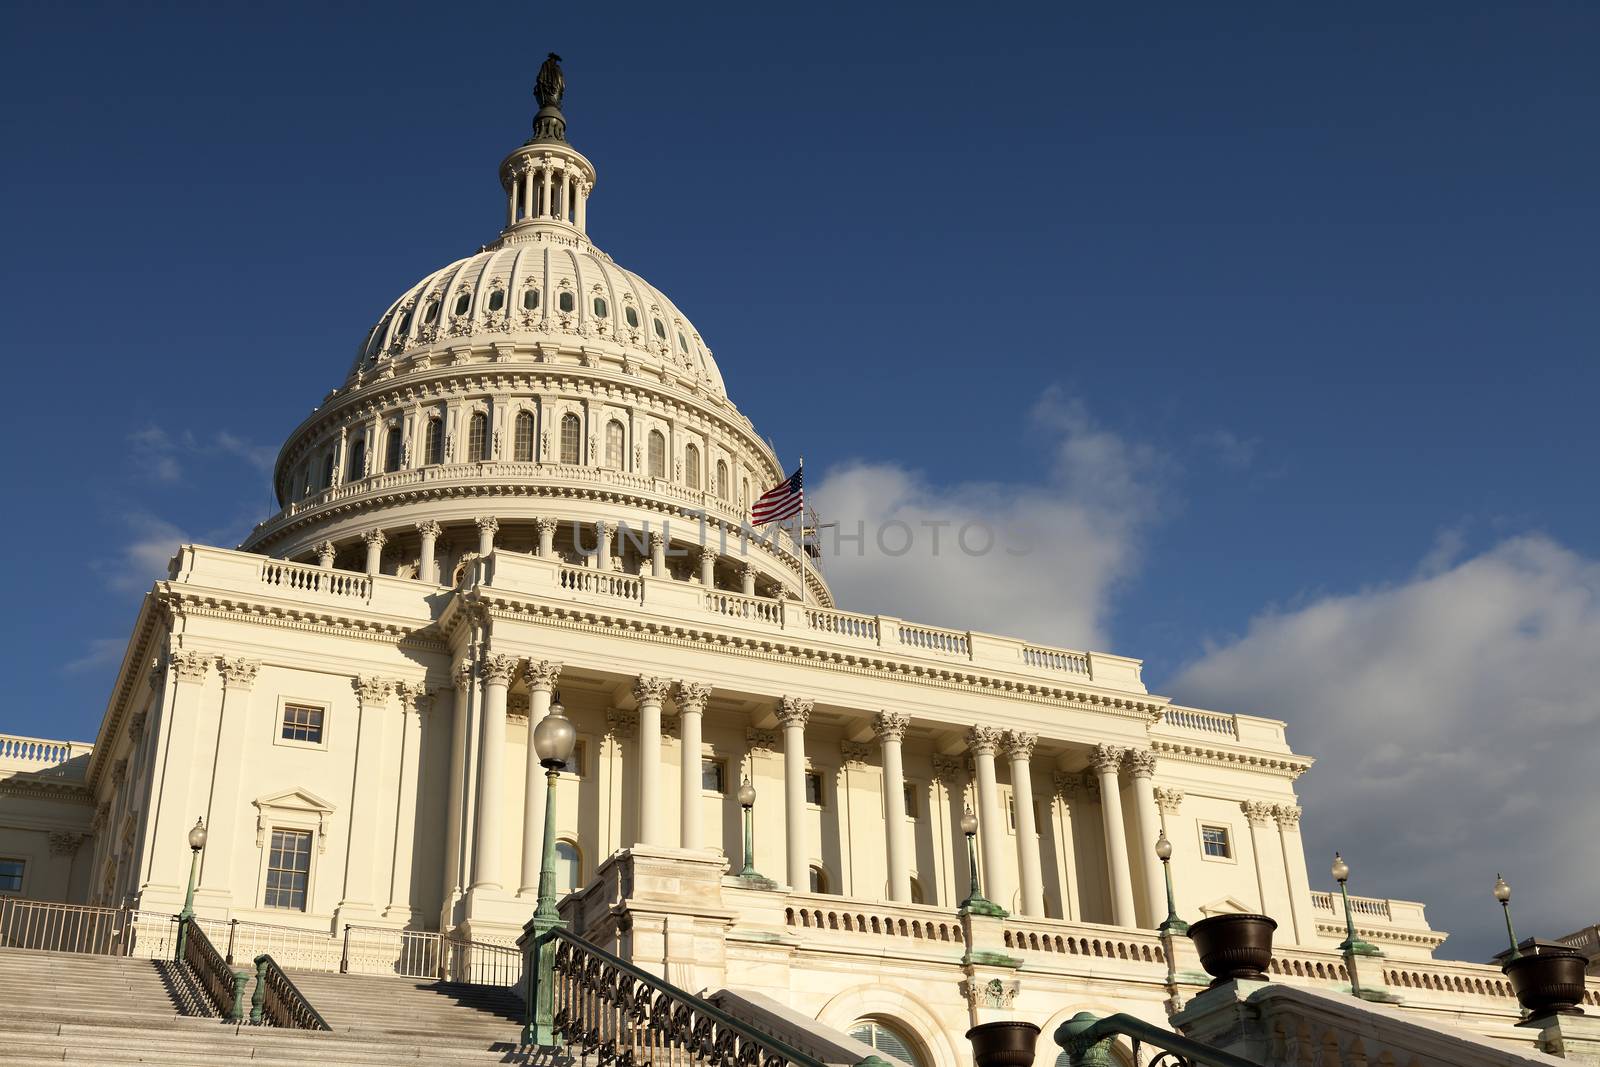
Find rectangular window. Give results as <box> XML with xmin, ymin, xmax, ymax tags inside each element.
<box><xmin>560</xmin><ymin>739</ymin><xmax>587</xmax><ymax>779</ymax></box>
<box><xmin>1007</xmin><ymin>794</ymin><xmax>1016</xmax><ymax>831</ymax></box>
<box><xmin>701</xmin><ymin>758</ymin><xmax>726</xmax><ymax>794</ymax></box>
<box><xmin>264</xmin><ymin>830</ymin><xmax>312</xmax><ymax>910</ymax></box>
<box><xmin>0</xmin><ymin>858</ymin><xmax>23</xmax><ymax>893</ymax></box>
<box><xmin>804</xmin><ymin>771</ymin><xmax>824</xmax><ymax>807</ymax></box>
<box><xmin>281</xmin><ymin>704</ymin><xmax>325</xmax><ymax>745</ymax></box>
<box><xmin>903</xmin><ymin>782</ymin><xmax>918</xmax><ymax>819</ymax></box>
<box><xmin>1201</xmin><ymin>824</ymin><xmax>1233</xmax><ymax>859</ymax></box>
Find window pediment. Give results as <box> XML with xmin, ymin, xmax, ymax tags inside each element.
<box><xmin>253</xmin><ymin>788</ymin><xmax>336</xmax><ymax>852</ymax></box>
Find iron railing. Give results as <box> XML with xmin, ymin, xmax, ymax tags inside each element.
<box><xmin>1057</xmin><ymin>1013</ymin><xmax>1264</xmax><ymax>1067</ymax></box>
<box><xmin>0</xmin><ymin>898</ymin><xmax>129</xmax><ymax>954</ymax></box>
<box><xmin>533</xmin><ymin>926</ymin><xmax>827</xmax><ymax>1067</ymax></box>
<box><xmin>250</xmin><ymin>953</ymin><xmax>330</xmax><ymax>1030</ymax></box>
<box><xmin>179</xmin><ymin>916</ymin><xmax>244</xmax><ymax>1021</ymax></box>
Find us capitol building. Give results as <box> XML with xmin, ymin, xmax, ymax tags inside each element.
<box><xmin>2</xmin><ymin>58</ymin><xmax>1588</xmax><ymax>1067</ymax></box>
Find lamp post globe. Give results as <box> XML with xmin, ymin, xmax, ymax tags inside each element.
<box><xmin>960</xmin><ymin>808</ymin><xmax>979</xmax><ymax>837</ymax></box>
<box><xmin>738</xmin><ymin>778</ymin><xmax>759</xmax><ymax>877</ymax></box>
<box><xmin>176</xmin><ymin>817</ymin><xmax>206</xmax><ymax>962</ymax></box>
<box><xmin>958</xmin><ymin>807</ymin><xmax>1001</xmax><ymax>915</ymax></box>
<box><xmin>533</xmin><ymin>700</ymin><xmax>577</xmax><ymax>770</ymax></box>
<box><xmin>187</xmin><ymin>818</ymin><xmax>208</xmax><ymax>852</ymax></box>
<box><xmin>737</xmin><ymin>779</ymin><xmax>757</xmax><ymax>809</ymax></box>
<box><xmin>1495</xmin><ymin>873</ymin><xmax>1520</xmax><ymax>960</ymax></box>
<box><xmin>1155</xmin><ymin>830</ymin><xmax>1184</xmax><ymax>934</ymax></box>
<box><xmin>1331</xmin><ymin>852</ymin><xmax>1349</xmax><ymax>884</ymax></box>
<box><xmin>1330</xmin><ymin>852</ymin><xmax>1376</xmax><ymax>955</ymax></box>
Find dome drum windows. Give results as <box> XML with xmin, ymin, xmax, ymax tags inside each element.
<box><xmin>422</xmin><ymin>299</ymin><xmax>440</xmax><ymax>324</ymax></box>
<box><xmin>558</xmin><ymin>291</ymin><xmax>576</xmax><ymax>314</ymax></box>
<box><xmin>685</xmin><ymin>443</ymin><xmax>701</xmax><ymax>490</ymax></box>
<box><xmin>592</xmin><ymin>296</ymin><xmax>608</xmax><ymax>318</ymax></box>
<box><xmin>424</xmin><ymin>418</ymin><xmax>444</xmax><ymax>466</ymax></box>
<box><xmin>453</xmin><ymin>293</ymin><xmax>472</xmax><ymax>317</ymax></box>
<box><xmin>559</xmin><ymin>413</ymin><xmax>582</xmax><ymax>466</ymax></box>
<box><xmin>647</xmin><ymin>430</ymin><xmax>666</xmax><ymax>479</ymax></box>
<box><xmin>522</xmin><ymin>287</ymin><xmax>541</xmax><ymax>311</ymax></box>
<box><xmin>348</xmin><ymin>438</ymin><xmax>366</xmax><ymax>482</ymax></box>
<box><xmin>486</xmin><ymin>289</ymin><xmax>505</xmax><ymax>313</ymax></box>
<box><xmin>514</xmin><ymin>410</ymin><xmax>536</xmax><ymax>462</ymax></box>
<box><xmin>604</xmin><ymin>420</ymin><xmax>625</xmax><ymax>470</ymax></box>
<box><xmin>384</xmin><ymin>424</ymin><xmax>403</xmax><ymax>472</ymax></box>
<box><xmin>624</xmin><ymin>306</ymin><xmax>640</xmax><ymax>329</ymax></box>
<box><xmin>467</xmin><ymin>411</ymin><xmax>489</xmax><ymax>463</ymax></box>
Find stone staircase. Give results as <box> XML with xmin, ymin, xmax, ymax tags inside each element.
<box><xmin>0</xmin><ymin>947</ymin><xmax>533</xmax><ymax>1065</ymax></box>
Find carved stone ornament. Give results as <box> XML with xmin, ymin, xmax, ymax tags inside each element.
<box><xmin>170</xmin><ymin>651</ymin><xmax>210</xmax><ymax>684</ymax></box>
<box><xmin>93</xmin><ymin>802</ymin><xmax>110</xmax><ymax>831</ymax></box>
<box><xmin>353</xmin><ymin>675</ymin><xmax>395</xmax><ymax>706</ymax></box>
<box><xmin>649</xmin><ymin>531</ymin><xmax>666</xmax><ymax>551</ymax></box>
<box><xmin>1125</xmin><ymin>748</ymin><xmax>1158</xmax><ymax>779</ymax></box>
<box><xmin>1002</xmin><ymin>729</ymin><xmax>1038</xmax><ymax>761</ymax></box>
<box><xmin>476</xmin><ymin>516</ymin><xmax>500</xmax><ymax>534</ymax></box>
<box><xmin>1052</xmin><ymin>770</ymin><xmax>1079</xmax><ymax>799</ymax></box>
<box><xmin>839</xmin><ymin>741</ymin><xmax>873</xmax><ymax>766</ymax></box>
<box><xmin>1078</xmin><ymin>770</ymin><xmax>1101</xmax><ymax>800</ymax></box>
<box><xmin>697</xmin><ymin>546</ymin><xmax>719</xmax><ymax>566</ymax></box>
<box><xmin>633</xmin><ymin>675</ymin><xmax>673</xmax><ymax>707</ymax></box>
<box><xmin>218</xmin><ymin>658</ymin><xmax>261</xmax><ymax>691</ymax></box>
<box><xmin>961</xmin><ymin>977</ymin><xmax>1019</xmax><ymax>1010</ymax></box>
<box><xmin>1273</xmin><ymin>803</ymin><xmax>1302</xmax><ymax>830</ymax></box>
<box><xmin>1241</xmin><ymin>800</ymin><xmax>1276</xmax><ymax>826</ymax></box>
<box><xmin>481</xmin><ymin>654</ymin><xmax>519</xmax><ymax>686</ymax></box>
<box><xmin>872</xmin><ymin>711</ymin><xmax>910</xmax><ymax>744</ymax></box>
<box><xmin>453</xmin><ymin>661</ymin><xmax>474</xmax><ymax>692</ymax></box>
<box><xmin>416</xmin><ymin>520</ymin><xmax>443</xmax><ymax>539</ymax></box>
<box><xmin>1154</xmin><ymin>786</ymin><xmax>1185</xmax><ymax>814</ymax></box>
<box><xmin>316</xmin><ymin>539</ymin><xmax>337</xmax><ymax>561</ymax></box>
<box><xmin>932</xmin><ymin>754</ymin><xmax>964</xmax><ymax>783</ymax></box>
<box><xmin>363</xmin><ymin>528</ymin><xmax>387</xmax><ymax>547</ymax></box>
<box><xmin>48</xmin><ymin>833</ymin><xmax>86</xmax><ymax>857</ymax></box>
<box><xmin>147</xmin><ymin>662</ymin><xmax>164</xmax><ymax>691</ymax></box>
<box><xmin>966</xmin><ymin>725</ymin><xmax>1002</xmax><ymax>757</ymax></box>
<box><xmin>606</xmin><ymin>708</ymin><xmax>639</xmax><ymax>740</ymax></box>
<box><xmin>507</xmin><ymin>694</ymin><xmax>531</xmax><ymax>721</ymax></box>
<box><xmin>776</xmin><ymin>696</ymin><xmax>813</xmax><ymax>729</ymax></box>
<box><xmin>746</xmin><ymin>727</ymin><xmax>779</xmax><ymax>753</ymax></box>
<box><xmin>396</xmin><ymin>681</ymin><xmax>432</xmax><ymax>714</ymax></box>
<box><xmin>536</xmin><ymin>516</ymin><xmax>559</xmax><ymax>536</ymax></box>
<box><xmin>127</xmin><ymin>711</ymin><xmax>147</xmax><ymax>744</ymax></box>
<box><xmin>675</xmin><ymin>681</ymin><xmax>712</xmax><ymax>714</ymax></box>
<box><xmin>111</xmin><ymin>758</ymin><xmax>128</xmax><ymax>786</ymax></box>
<box><xmin>524</xmin><ymin>659</ymin><xmax>562</xmax><ymax>693</ymax></box>
<box><xmin>1090</xmin><ymin>743</ymin><xmax>1126</xmax><ymax>776</ymax></box>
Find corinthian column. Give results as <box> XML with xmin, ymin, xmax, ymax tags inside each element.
<box><xmin>649</xmin><ymin>532</ymin><xmax>666</xmax><ymax>577</ymax></box>
<box><xmin>697</xmin><ymin>547</ymin><xmax>717</xmax><ymax>588</ymax></box>
<box><xmin>1092</xmin><ymin>744</ymin><xmax>1137</xmax><ymax>928</ymax></box>
<box><xmin>363</xmin><ymin>529</ymin><xmax>386</xmax><ymax>575</ymax></box>
<box><xmin>536</xmin><ymin>516</ymin><xmax>557</xmax><ymax>559</ymax></box>
<box><xmin>677</xmin><ymin>683</ymin><xmax>712</xmax><ymax>849</ymax></box>
<box><xmin>873</xmin><ymin>711</ymin><xmax>912</xmax><ymax>903</ymax></box>
<box><xmin>476</xmin><ymin>516</ymin><xmax>499</xmax><ymax>557</ymax></box>
<box><xmin>1275</xmin><ymin>804</ymin><xmax>1318</xmax><ymax>945</ymax></box>
<box><xmin>634</xmin><ymin>676</ymin><xmax>672</xmax><ymax>846</ymax></box>
<box><xmin>416</xmin><ymin>521</ymin><xmax>442</xmax><ymax>584</ymax></box>
<box><xmin>386</xmin><ymin>682</ymin><xmax>429</xmax><ymax>919</ymax></box>
<box><xmin>199</xmin><ymin>658</ymin><xmax>259</xmax><ymax>893</ymax></box>
<box><xmin>968</xmin><ymin>726</ymin><xmax>1010</xmax><ymax>911</ymax></box>
<box><xmin>340</xmin><ymin>675</ymin><xmax>395</xmax><ymax>920</ymax></box>
<box><xmin>472</xmin><ymin>655</ymin><xmax>517</xmax><ymax>889</ymax></box>
<box><xmin>1004</xmin><ymin>730</ymin><xmax>1044</xmax><ymax>916</ymax></box>
<box><xmin>316</xmin><ymin>540</ymin><xmax>336</xmax><ymax>569</ymax></box>
<box><xmin>518</xmin><ymin>660</ymin><xmax>561</xmax><ymax>896</ymax></box>
<box><xmin>1127</xmin><ymin>749</ymin><xmax>1166</xmax><ymax>928</ymax></box>
<box><xmin>441</xmin><ymin>662</ymin><xmax>474</xmax><ymax>908</ymax></box>
<box><xmin>777</xmin><ymin>696</ymin><xmax>813</xmax><ymax>890</ymax></box>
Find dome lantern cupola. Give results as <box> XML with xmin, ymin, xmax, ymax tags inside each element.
<box><xmin>499</xmin><ymin>54</ymin><xmax>595</xmax><ymax>236</ymax></box>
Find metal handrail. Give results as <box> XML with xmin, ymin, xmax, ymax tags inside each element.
<box><xmin>1058</xmin><ymin>1013</ymin><xmax>1264</xmax><ymax>1067</ymax></box>
<box><xmin>180</xmin><ymin>916</ymin><xmax>238</xmax><ymax>1020</ymax></box>
<box><xmin>251</xmin><ymin>953</ymin><xmax>331</xmax><ymax>1030</ymax></box>
<box><xmin>533</xmin><ymin>926</ymin><xmax>827</xmax><ymax>1067</ymax></box>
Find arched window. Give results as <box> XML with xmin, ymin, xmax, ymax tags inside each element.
<box><xmin>348</xmin><ymin>438</ymin><xmax>366</xmax><ymax>482</ymax></box>
<box><xmin>384</xmin><ymin>426</ymin><xmax>402</xmax><ymax>472</ymax></box>
<box><xmin>555</xmin><ymin>840</ymin><xmax>582</xmax><ymax>895</ymax></box>
<box><xmin>647</xmin><ymin>430</ymin><xmax>666</xmax><ymax>479</ymax></box>
<box><xmin>523</xmin><ymin>288</ymin><xmax>540</xmax><ymax>311</ymax></box>
<box><xmin>807</xmin><ymin>865</ymin><xmax>829</xmax><ymax>894</ymax></box>
<box><xmin>424</xmin><ymin>418</ymin><xmax>443</xmax><ymax>466</ymax></box>
<box><xmin>558</xmin><ymin>291</ymin><xmax>575</xmax><ymax>313</ymax></box>
<box><xmin>453</xmin><ymin>293</ymin><xmax>470</xmax><ymax>316</ymax></box>
<box><xmin>604</xmin><ymin>420</ymin><xmax>625</xmax><ymax>470</ymax></box>
<box><xmin>560</xmin><ymin>413</ymin><xmax>581</xmax><ymax>465</ymax></box>
<box><xmin>625</xmin><ymin>306</ymin><xmax>640</xmax><ymax>328</ymax></box>
<box><xmin>716</xmin><ymin>460</ymin><xmax>730</xmax><ymax>501</ymax></box>
<box><xmin>322</xmin><ymin>450</ymin><xmax>337</xmax><ymax>489</ymax></box>
<box><xmin>514</xmin><ymin>411</ymin><xmax>535</xmax><ymax>462</ymax></box>
<box><xmin>487</xmin><ymin>289</ymin><xmax>505</xmax><ymax>312</ymax></box>
<box><xmin>741</xmin><ymin>477</ymin><xmax>750</xmax><ymax>507</ymax></box>
<box><xmin>593</xmin><ymin>296</ymin><xmax>608</xmax><ymax>318</ymax></box>
<box><xmin>685</xmin><ymin>444</ymin><xmax>701</xmax><ymax>490</ymax></box>
<box><xmin>467</xmin><ymin>411</ymin><xmax>488</xmax><ymax>462</ymax></box>
<box><xmin>909</xmin><ymin>877</ymin><xmax>925</xmax><ymax>905</ymax></box>
<box><xmin>848</xmin><ymin>1020</ymin><xmax>925</xmax><ymax>1067</ymax></box>
<box><xmin>423</xmin><ymin>299</ymin><xmax>439</xmax><ymax>323</ymax></box>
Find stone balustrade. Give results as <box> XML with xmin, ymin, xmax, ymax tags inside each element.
<box><xmin>0</xmin><ymin>733</ymin><xmax>92</xmax><ymax>777</ymax></box>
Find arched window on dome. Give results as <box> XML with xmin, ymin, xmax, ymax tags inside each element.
<box><xmin>653</xmin><ymin>317</ymin><xmax>667</xmax><ymax>340</ymax></box>
<box><xmin>467</xmin><ymin>412</ymin><xmax>488</xmax><ymax>463</ymax></box>
<box><xmin>558</xmin><ymin>291</ymin><xmax>575</xmax><ymax>314</ymax></box>
<box><xmin>322</xmin><ymin>450</ymin><xmax>337</xmax><ymax>490</ymax></box>
<box><xmin>523</xmin><ymin>288</ymin><xmax>540</xmax><ymax>312</ymax></box>
<box><xmin>647</xmin><ymin>430</ymin><xmax>666</xmax><ymax>479</ymax></box>
<box><xmin>424</xmin><ymin>418</ymin><xmax>444</xmax><ymax>466</ymax></box>
<box><xmin>453</xmin><ymin>293</ymin><xmax>470</xmax><ymax>316</ymax></box>
<box><xmin>685</xmin><ymin>444</ymin><xmax>701</xmax><ymax>490</ymax></box>
<box><xmin>741</xmin><ymin>476</ymin><xmax>750</xmax><ymax>508</ymax></box>
<box><xmin>593</xmin><ymin>296</ymin><xmax>608</xmax><ymax>319</ymax></box>
<box><xmin>848</xmin><ymin>1020</ymin><xmax>926</xmax><ymax>1067</ymax></box>
<box><xmin>560</xmin><ymin>413</ymin><xmax>581</xmax><ymax>466</ymax></box>
<box><xmin>604</xmin><ymin>420</ymin><xmax>625</xmax><ymax>470</ymax></box>
<box><xmin>514</xmin><ymin>411</ymin><xmax>535</xmax><ymax>463</ymax></box>
<box><xmin>716</xmin><ymin>460</ymin><xmax>730</xmax><ymax>501</ymax></box>
<box><xmin>423</xmin><ymin>299</ymin><xmax>439</xmax><ymax>324</ymax></box>
<box><xmin>625</xmin><ymin>306</ymin><xmax>640</xmax><ymax>329</ymax></box>
<box><xmin>487</xmin><ymin>289</ymin><xmax>505</xmax><ymax>313</ymax></box>
<box><xmin>348</xmin><ymin>438</ymin><xmax>366</xmax><ymax>483</ymax></box>
<box><xmin>384</xmin><ymin>426</ymin><xmax>402</xmax><ymax>473</ymax></box>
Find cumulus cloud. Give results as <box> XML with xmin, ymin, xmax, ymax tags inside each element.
<box><xmin>95</xmin><ymin>512</ymin><xmax>189</xmax><ymax>593</ymax></box>
<box><xmin>1167</xmin><ymin>535</ymin><xmax>1600</xmax><ymax>960</ymax></box>
<box><xmin>811</xmin><ymin>392</ymin><xmax>1163</xmax><ymax>651</ymax></box>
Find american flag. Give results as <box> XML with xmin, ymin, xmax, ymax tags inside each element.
<box><xmin>751</xmin><ymin>465</ymin><xmax>803</xmax><ymax>524</ymax></box>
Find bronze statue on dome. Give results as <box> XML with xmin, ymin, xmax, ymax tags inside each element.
<box><xmin>534</xmin><ymin>53</ymin><xmax>565</xmax><ymax>110</ymax></box>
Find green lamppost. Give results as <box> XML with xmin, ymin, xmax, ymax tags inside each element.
<box><xmin>958</xmin><ymin>807</ymin><xmax>1004</xmax><ymax>917</ymax></box>
<box><xmin>1494</xmin><ymin>874</ymin><xmax>1520</xmax><ymax>961</ymax></box>
<box><xmin>175</xmin><ymin>817</ymin><xmax>207</xmax><ymax>962</ymax></box>
<box><xmin>1331</xmin><ymin>853</ymin><xmax>1378</xmax><ymax>956</ymax></box>
<box><xmin>738</xmin><ymin>779</ymin><xmax>759</xmax><ymax>877</ymax></box>
<box><xmin>523</xmin><ymin>695</ymin><xmax>576</xmax><ymax>1047</ymax></box>
<box><xmin>1155</xmin><ymin>829</ymin><xmax>1186</xmax><ymax>935</ymax></box>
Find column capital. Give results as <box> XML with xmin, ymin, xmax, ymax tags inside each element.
<box><xmin>840</xmin><ymin>740</ymin><xmax>873</xmax><ymax>766</ymax></box>
<box><xmin>746</xmin><ymin>727</ymin><xmax>779</xmax><ymax>752</ymax></box>
<box><xmin>475</xmin><ymin>516</ymin><xmax>500</xmax><ymax>534</ymax></box>
<box><xmin>776</xmin><ymin>695</ymin><xmax>813</xmax><ymax>729</ymax></box>
<box><xmin>128</xmin><ymin>710</ymin><xmax>147</xmax><ymax>744</ymax></box>
<box><xmin>1002</xmin><ymin>729</ymin><xmax>1037</xmax><ymax>761</ymax></box>
<box><xmin>967</xmin><ymin>725</ymin><xmax>1003</xmax><ymax>756</ymax></box>
<box><xmin>395</xmin><ymin>681</ymin><xmax>433</xmax><ymax>713</ymax></box>
<box><xmin>606</xmin><ymin>708</ymin><xmax>639</xmax><ymax>740</ymax></box>
<box><xmin>1125</xmin><ymin>748</ymin><xmax>1158</xmax><ymax>779</ymax></box>
<box><xmin>696</xmin><ymin>545</ymin><xmax>719</xmax><ymax>565</ymax></box>
<box><xmin>353</xmin><ymin>675</ymin><xmax>396</xmax><ymax>706</ymax></box>
<box><xmin>535</xmin><ymin>516</ymin><xmax>559</xmax><ymax>535</ymax></box>
<box><xmin>111</xmin><ymin>758</ymin><xmax>128</xmax><ymax>786</ymax></box>
<box><xmin>932</xmin><ymin>754</ymin><xmax>965</xmax><ymax>783</ymax></box>
<box><xmin>648</xmin><ymin>531</ymin><xmax>666</xmax><ymax>550</ymax></box>
<box><xmin>147</xmin><ymin>660</ymin><xmax>164</xmax><ymax>691</ymax></box>
<box><xmin>1051</xmin><ymin>770</ymin><xmax>1078</xmax><ymax>799</ymax></box>
<box><xmin>1153</xmin><ymin>786</ymin><xmax>1185</xmax><ymax>815</ymax></box>
<box><xmin>594</xmin><ymin>518</ymin><xmax>613</xmax><ymax>537</ymax></box>
<box><xmin>481</xmin><ymin>654</ymin><xmax>519</xmax><ymax>686</ymax></box>
<box><xmin>316</xmin><ymin>539</ymin><xmax>337</xmax><ymax>559</ymax></box>
<box><xmin>1240</xmin><ymin>799</ymin><xmax>1276</xmax><ymax>825</ymax></box>
<box><xmin>452</xmin><ymin>660</ymin><xmax>474</xmax><ymax>691</ymax></box>
<box><xmin>633</xmin><ymin>675</ymin><xmax>672</xmax><ymax>707</ymax></box>
<box><xmin>871</xmin><ymin>711</ymin><xmax>910</xmax><ymax>744</ymax></box>
<box><xmin>170</xmin><ymin>650</ymin><xmax>210</xmax><ymax>684</ymax></box>
<box><xmin>49</xmin><ymin>832</ymin><xmax>86</xmax><ymax>857</ymax></box>
<box><xmin>738</xmin><ymin>560</ymin><xmax>757</xmax><ymax>578</ymax></box>
<box><xmin>524</xmin><ymin>659</ymin><xmax>562</xmax><ymax>693</ymax></box>
<box><xmin>416</xmin><ymin>520</ymin><xmax>443</xmax><ymax>539</ymax></box>
<box><xmin>1090</xmin><ymin>743</ymin><xmax>1126</xmax><ymax>775</ymax></box>
<box><xmin>1272</xmin><ymin>803</ymin><xmax>1302</xmax><ymax>830</ymax></box>
<box><xmin>363</xmin><ymin>528</ymin><xmax>387</xmax><ymax>547</ymax></box>
<box><xmin>675</xmin><ymin>681</ymin><xmax>712</xmax><ymax>714</ymax></box>
<box><xmin>218</xmin><ymin>657</ymin><xmax>261</xmax><ymax>691</ymax></box>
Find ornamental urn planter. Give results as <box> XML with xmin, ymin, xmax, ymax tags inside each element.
<box><xmin>966</xmin><ymin>1020</ymin><xmax>1040</xmax><ymax>1067</ymax></box>
<box><xmin>1503</xmin><ymin>947</ymin><xmax>1589</xmax><ymax>1016</ymax></box>
<box><xmin>1188</xmin><ymin>913</ymin><xmax>1278</xmax><ymax>986</ymax></box>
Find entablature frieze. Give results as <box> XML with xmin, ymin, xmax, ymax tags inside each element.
<box><xmin>1151</xmin><ymin>738</ymin><xmax>1312</xmax><ymax>781</ymax></box>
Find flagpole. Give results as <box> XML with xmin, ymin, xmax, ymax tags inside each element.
<box><xmin>796</xmin><ymin>455</ymin><xmax>805</xmax><ymax>608</ymax></box>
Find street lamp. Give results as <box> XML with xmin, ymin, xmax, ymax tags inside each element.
<box><xmin>1494</xmin><ymin>874</ymin><xmax>1520</xmax><ymax>961</ymax></box>
<box><xmin>175</xmin><ymin>817</ymin><xmax>207</xmax><ymax>961</ymax></box>
<box><xmin>1331</xmin><ymin>852</ymin><xmax>1377</xmax><ymax>956</ymax></box>
<box><xmin>958</xmin><ymin>808</ymin><xmax>1003</xmax><ymax>916</ymax></box>
<box><xmin>524</xmin><ymin>694</ymin><xmax>577</xmax><ymax>1048</ymax></box>
<box><xmin>1155</xmin><ymin>829</ymin><xmax>1186</xmax><ymax>935</ymax></box>
<box><xmin>738</xmin><ymin>779</ymin><xmax>758</xmax><ymax>878</ymax></box>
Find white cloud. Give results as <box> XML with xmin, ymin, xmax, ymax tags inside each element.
<box><xmin>1166</xmin><ymin>535</ymin><xmax>1600</xmax><ymax>960</ymax></box>
<box><xmin>1193</xmin><ymin>428</ymin><xmax>1260</xmax><ymax>471</ymax></box>
<box><xmin>128</xmin><ymin>426</ymin><xmax>182</xmax><ymax>483</ymax></box>
<box><xmin>96</xmin><ymin>512</ymin><xmax>189</xmax><ymax>593</ymax></box>
<box><xmin>214</xmin><ymin>431</ymin><xmax>278</xmax><ymax>474</ymax></box>
<box><xmin>63</xmin><ymin>638</ymin><xmax>128</xmax><ymax>675</ymax></box>
<box><xmin>811</xmin><ymin>392</ymin><xmax>1162</xmax><ymax>651</ymax></box>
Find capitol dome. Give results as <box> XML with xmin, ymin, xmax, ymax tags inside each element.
<box><xmin>240</xmin><ymin>59</ymin><xmax>828</xmax><ymax>605</ymax></box>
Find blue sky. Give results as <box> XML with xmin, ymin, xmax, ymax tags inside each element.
<box><xmin>3</xmin><ymin>3</ymin><xmax>1597</xmax><ymax>958</ymax></box>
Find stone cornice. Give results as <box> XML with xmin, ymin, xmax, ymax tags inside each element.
<box><xmin>1313</xmin><ymin>920</ymin><xmax>1449</xmax><ymax>949</ymax></box>
<box><xmin>1150</xmin><ymin>738</ymin><xmax>1313</xmax><ymax>780</ymax></box>
<box><xmin>0</xmin><ymin>776</ymin><xmax>94</xmax><ymax>803</ymax></box>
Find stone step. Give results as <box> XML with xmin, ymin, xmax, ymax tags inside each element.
<box><xmin>0</xmin><ymin>1025</ymin><xmax>534</xmax><ymax>1066</ymax></box>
